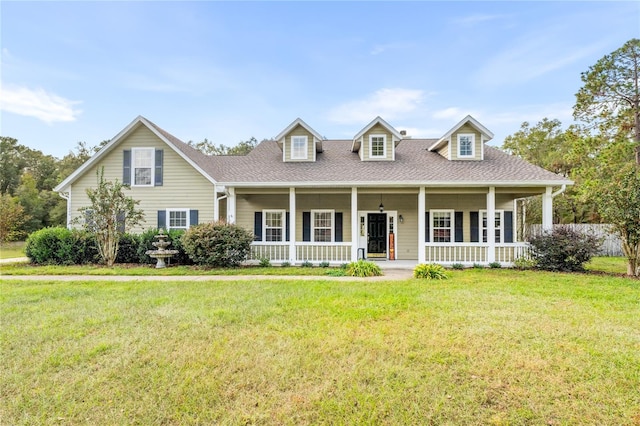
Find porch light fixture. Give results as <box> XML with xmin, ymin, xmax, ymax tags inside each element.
<box><xmin>399</xmin><ymin>215</ymin><xmax>404</xmax><ymax>223</ymax></box>
<box><xmin>379</xmin><ymin>195</ymin><xmax>384</xmax><ymax>212</ymax></box>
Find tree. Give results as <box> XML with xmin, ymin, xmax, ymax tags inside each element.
<box><xmin>0</xmin><ymin>193</ymin><xmax>29</xmax><ymax>243</ymax></box>
<box><xmin>579</xmin><ymin>141</ymin><xmax>640</xmax><ymax>276</ymax></box>
<box><xmin>502</xmin><ymin>119</ymin><xmax>598</xmax><ymax>224</ymax></box>
<box><xmin>574</xmin><ymin>38</ymin><xmax>640</xmax><ymax>163</ymax></box>
<box><xmin>75</xmin><ymin>168</ymin><xmax>145</xmax><ymax>267</ymax></box>
<box><xmin>188</xmin><ymin>137</ymin><xmax>258</xmax><ymax>156</ymax></box>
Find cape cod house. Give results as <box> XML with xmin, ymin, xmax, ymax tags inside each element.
<box><xmin>54</xmin><ymin>115</ymin><xmax>572</xmax><ymax>266</ymax></box>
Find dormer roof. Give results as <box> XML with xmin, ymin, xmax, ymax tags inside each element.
<box><xmin>275</xmin><ymin>118</ymin><xmax>324</xmax><ymax>152</ymax></box>
<box><xmin>351</xmin><ymin>116</ymin><xmax>403</xmax><ymax>152</ymax></box>
<box><xmin>428</xmin><ymin>115</ymin><xmax>494</xmax><ymax>152</ymax></box>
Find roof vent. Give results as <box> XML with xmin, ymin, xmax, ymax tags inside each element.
<box><xmin>400</xmin><ymin>130</ymin><xmax>407</xmax><ymax>136</ymax></box>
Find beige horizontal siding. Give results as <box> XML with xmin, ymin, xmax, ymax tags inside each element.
<box><xmin>69</xmin><ymin>125</ymin><xmax>215</xmax><ymax>233</ymax></box>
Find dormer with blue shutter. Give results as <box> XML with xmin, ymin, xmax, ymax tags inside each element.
<box><xmin>351</xmin><ymin>116</ymin><xmax>403</xmax><ymax>161</ymax></box>
<box><xmin>275</xmin><ymin>118</ymin><xmax>324</xmax><ymax>162</ymax></box>
<box><xmin>122</xmin><ymin>147</ymin><xmax>163</xmax><ymax>186</ymax></box>
<box><xmin>428</xmin><ymin>115</ymin><xmax>494</xmax><ymax>161</ymax></box>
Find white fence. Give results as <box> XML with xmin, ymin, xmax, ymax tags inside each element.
<box><xmin>528</xmin><ymin>224</ymin><xmax>623</xmax><ymax>256</ymax></box>
<box><xmin>249</xmin><ymin>242</ymin><xmax>352</xmax><ymax>264</ymax></box>
<box><xmin>424</xmin><ymin>243</ymin><xmax>531</xmax><ymax>265</ymax></box>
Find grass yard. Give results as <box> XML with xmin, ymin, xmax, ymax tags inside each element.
<box><xmin>0</xmin><ymin>241</ymin><xmax>25</xmax><ymax>259</ymax></box>
<box><xmin>1</xmin><ymin>270</ymin><xmax>639</xmax><ymax>425</ymax></box>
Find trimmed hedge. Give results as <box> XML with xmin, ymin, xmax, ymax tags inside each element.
<box><xmin>25</xmin><ymin>227</ymin><xmax>99</xmax><ymax>265</ymax></box>
<box><xmin>529</xmin><ymin>226</ymin><xmax>602</xmax><ymax>272</ymax></box>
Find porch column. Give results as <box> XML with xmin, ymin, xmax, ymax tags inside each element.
<box><xmin>213</xmin><ymin>184</ymin><xmax>219</xmax><ymax>221</ymax></box>
<box><xmin>542</xmin><ymin>186</ymin><xmax>553</xmax><ymax>231</ymax></box>
<box><xmin>418</xmin><ymin>186</ymin><xmax>426</xmax><ymax>264</ymax></box>
<box><xmin>226</xmin><ymin>187</ymin><xmax>236</xmax><ymax>224</ymax></box>
<box><xmin>289</xmin><ymin>187</ymin><xmax>297</xmax><ymax>264</ymax></box>
<box><xmin>487</xmin><ymin>187</ymin><xmax>496</xmax><ymax>263</ymax></box>
<box><xmin>351</xmin><ymin>187</ymin><xmax>358</xmax><ymax>261</ymax></box>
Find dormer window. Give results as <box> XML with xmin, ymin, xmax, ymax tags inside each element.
<box><xmin>458</xmin><ymin>134</ymin><xmax>475</xmax><ymax>158</ymax></box>
<box><xmin>369</xmin><ymin>135</ymin><xmax>386</xmax><ymax>158</ymax></box>
<box><xmin>132</xmin><ymin>147</ymin><xmax>155</xmax><ymax>186</ymax></box>
<box><xmin>291</xmin><ymin>136</ymin><xmax>308</xmax><ymax>160</ymax></box>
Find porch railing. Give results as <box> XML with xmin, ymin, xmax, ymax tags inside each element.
<box><xmin>249</xmin><ymin>242</ymin><xmax>352</xmax><ymax>264</ymax></box>
<box><xmin>425</xmin><ymin>243</ymin><xmax>530</xmax><ymax>265</ymax></box>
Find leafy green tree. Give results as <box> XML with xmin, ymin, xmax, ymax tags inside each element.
<box><xmin>15</xmin><ymin>172</ymin><xmax>46</xmax><ymax>233</ymax></box>
<box><xmin>579</xmin><ymin>141</ymin><xmax>640</xmax><ymax>276</ymax></box>
<box><xmin>189</xmin><ymin>137</ymin><xmax>258</xmax><ymax>156</ymax></box>
<box><xmin>0</xmin><ymin>137</ymin><xmax>28</xmax><ymax>195</ymax></box>
<box><xmin>75</xmin><ymin>168</ymin><xmax>145</xmax><ymax>267</ymax></box>
<box><xmin>0</xmin><ymin>193</ymin><xmax>29</xmax><ymax>242</ymax></box>
<box><xmin>574</xmin><ymin>38</ymin><xmax>640</xmax><ymax>163</ymax></box>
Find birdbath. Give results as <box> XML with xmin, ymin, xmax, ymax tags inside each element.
<box><xmin>145</xmin><ymin>233</ymin><xmax>179</xmax><ymax>268</ymax></box>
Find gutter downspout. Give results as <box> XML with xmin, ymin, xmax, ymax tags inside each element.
<box><xmin>552</xmin><ymin>184</ymin><xmax>567</xmax><ymax>198</ymax></box>
<box><xmin>58</xmin><ymin>191</ymin><xmax>71</xmax><ymax>228</ymax></box>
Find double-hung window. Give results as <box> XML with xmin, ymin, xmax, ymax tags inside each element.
<box><xmin>481</xmin><ymin>210</ymin><xmax>503</xmax><ymax>243</ymax></box>
<box><xmin>264</xmin><ymin>210</ymin><xmax>285</xmax><ymax>242</ymax></box>
<box><xmin>167</xmin><ymin>209</ymin><xmax>189</xmax><ymax>231</ymax></box>
<box><xmin>458</xmin><ymin>134</ymin><xmax>475</xmax><ymax>158</ymax></box>
<box><xmin>132</xmin><ymin>148</ymin><xmax>154</xmax><ymax>186</ymax></box>
<box><xmin>432</xmin><ymin>210</ymin><xmax>453</xmax><ymax>243</ymax></box>
<box><xmin>291</xmin><ymin>136</ymin><xmax>308</xmax><ymax>160</ymax></box>
<box><xmin>369</xmin><ymin>135</ymin><xmax>386</xmax><ymax>158</ymax></box>
<box><xmin>312</xmin><ymin>210</ymin><xmax>333</xmax><ymax>242</ymax></box>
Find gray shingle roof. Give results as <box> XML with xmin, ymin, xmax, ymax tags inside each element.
<box><xmin>145</xmin><ymin>118</ymin><xmax>571</xmax><ymax>187</ymax></box>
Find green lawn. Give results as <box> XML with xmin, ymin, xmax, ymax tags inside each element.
<box><xmin>2</xmin><ymin>270</ymin><xmax>639</xmax><ymax>424</ymax></box>
<box><xmin>0</xmin><ymin>241</ymin><xmax>25</xmax><ymax>259</ymax></box>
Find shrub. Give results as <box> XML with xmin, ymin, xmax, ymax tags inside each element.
<box><xmin>300</xmin><ymin>260</ymin><xmax>314</xmax><ymax>268</ymax></box>
<box><xmin>472</xmin><ymin>263</ymin><xmax>485</xmax><ymax>269</ymax></box>
<box><xmin>25</xmin><ymin>227</ymin><xmax>98</xmax><ymax>265</ymax></box>
<box><xmin>529</xmin><ymin>226</ymin><xmax>602</xmax><ymax>272</ymax></box>
<box><xmin>345</xmin><ymin>260</ymin><xmax>382</xmax><ymax>277</ymax></box>
<box><xmin>319</xmin><ymin>261</ymin><xmax>330</xmax><ymax>268</ymax></box>
<box><xmin>259</xmin><ymin>258</ymin><xmax>271</xmax><ymax>267</ymax></box>
<box><xmin>182</xmin><ymin>221</ymin><xmax>253</xmax><ymax>267</ymax></box>
<box><xmin>488</xmin><ymin>262</ymin><xmax>502</xmax><ymax>269</ymax></box>
<box><xmin>413</xmin><ymin>263</ymin><xmax>450</xmax><ymax>280</ymax></box>
<box><xmin>514</xmin><ymin>256</ymin><xmax>537</xmax><ymax>270</ymax></box>
<box><xmin>281</xmin><ymin>261</ymin><xmax>291</xmax><ymax>267</ymax></box>
<box><xmin>116</xmin><ymin>233</ymin><xmax>140</xmax><ymax>264</ymax></box>
<box><xmin>452</xmin><ymin>263</ymin><xmax>464</xmax><ymax>270</ymax></box>
<box><xmin>325</xmin><ymin>268</ymin><xmax>347</xmax><ymax>277</ymax></box>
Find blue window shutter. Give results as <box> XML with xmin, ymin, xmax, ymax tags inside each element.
<box><xmin>123</xmin><ymin>150</ymin><xmax>131</xmax><ymax>185</ymax></box>
<box><xmin>504</xmin><ymin>211</ymin><xmax>514</xmax><ymax>243</ymax></box>
<box><xmin>155</xmin><ymin>149</ymin><xmax>163</xmax><ymax>186</ymax></box>
<box><xmin>116</xmin><ymin>211</ymin><xmax>125</xmax><ymax>234</ymax></box>
<box><xmin>335</xmin><ymin>212</ymin><xmax>343</xmax><ymax>242</ymax></box>
<box><xmin>285</xmin><ymin>212</ymin><xmax>290</xmax><ymax>242</ymax></box>
<box><xmin>455</xmin><ymin>212</ymin><xmax>464</xmax><ymax>242</ymax></box>
<box><xmin>254</xmin><ymin>212</ymin><xmax>262</xmax><ymax>241</ymax></box>
<box><xmin>189</xmin><ymin>209</ymin><xmax>198</xmax><ymax>226</ymax></box>
<box><xmin>425</xmin><ymin>212</ymin><xmax>430</xmax><ymax>242</ymax></box>
<box><xmin>157</xmin><ymin>210</ymin><xmax>166</xmax><ymax>230</ymax></box>
<box><xmin>470</xmin><ymin>212</ymin><xmax>479</xmax><ymax>243</ymax></box>
<box><xmin>302</xmin><ymin>212</ymin><xmax>311</xmax><ymax>242</ymax></box>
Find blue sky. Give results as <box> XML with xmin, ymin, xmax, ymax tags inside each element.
<box><xmin>1</xmin><ymin>1</ymin><xmax>638</xmax><ymax>158</ymax></box>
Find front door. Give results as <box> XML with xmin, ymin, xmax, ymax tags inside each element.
<box><xmin>367</xmin><ymin>213</ymin><xmax>387</xmax><ymax>258</ymax></box>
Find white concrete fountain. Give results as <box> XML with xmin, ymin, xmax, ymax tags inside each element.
<box><xmin>145</xmin><ymin>233</ymin><xmax>179</xmax><ymax>268</ymax></box>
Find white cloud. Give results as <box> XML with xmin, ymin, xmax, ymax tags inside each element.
<box><xmin>0</xmin><ymin>85</ymin><xmax>82</xmax><ymax>123</ymax></box>
<box><xmin>452</xmin><ymin>14</ymin><xmax>509</xmax><ymax>25</ymax></box>
<box><xmin>327</xmin><ymin>88</ymin><xmax>425</xmax><ymax>124</ymax></box>
<box><xmin>433</xmin><ymin>107</ymin><xmax>464</xmax><ymax>120</ymax></box>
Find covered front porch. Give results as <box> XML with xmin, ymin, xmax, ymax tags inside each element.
<box><xmin>216</xmin><ymin>184</ymin><xmax>558</xmax><ymax>267</ymax></box>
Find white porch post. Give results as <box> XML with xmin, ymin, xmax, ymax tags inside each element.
<box><xmin>351</xmin><ymin>187</ymin><xmax>359</xmax><ymax>261</ymax></box>
<box><xmin>213</xmin><ymin>184</ymin><xmax>219</xmax><ymax>221</ymax></box>
<box><xmin>289</xmin><ymin>187</ymin><xmax>297</xmax><ymax>264</ymax></box>
<box><xmin>542</xmin><ymin>186</ymin><xmax>553</xmax><ymax>231</ymax></box>
<box><xmin>418</xmin><ymin>186</ymin><xmax>426</xmax><ymax>264</ymax></box>
<box><xmin>487</xmin><ymin>187</ymin><xmax>496</xmax><ymax>263</ymax></box>
<box><xmin>226</xmin><ymin>187</ymin><xmax>236</xmax><ymax>224</ymax></box>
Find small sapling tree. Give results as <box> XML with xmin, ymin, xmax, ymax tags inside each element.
<box><xmin>75</xmin><ymin>168</ymin><xmax>144</xmax><ymax>266</ymax></box>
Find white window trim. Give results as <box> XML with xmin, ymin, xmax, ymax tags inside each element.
<box><xmin>291</xmin><ymin>135</ymin><xmax>308</xmax><ymax>160</ymax></box>
<box><xmin>457</xmin><ymin>134</ymin><xmax>475</xmax><ymax>158</ymax></box>
<box><xmin>311</xmin><ymin>209</ymin><xmax>334</xmax><ymax>243</ymax></box>
<box><xmin>131</xmin><ymin>147</ymin><xmax>155</xmax><ymax>187</ymax></box>
<box><xmin>480</xmin><ymin>209</ymin><xmax>504</xmax><ymax>243</ymax></box>
<box><xmin>369</xmin><ymin>134</ymin><xmax>387</xmax><ymax>159</ymax></box>
<box><xmin>167</xmin><ymin>208</ymin><xmax>190</xmax><ymax>231</ymax></box>
<box><xmin>263</xmin><ymin>209</ymin><xmax>286</xmax><ymax>242</ymax></box>
<box><xmin>430</xmin><ymin>209</ymin><xmax>455</xmax><ymax>243</ymax></box>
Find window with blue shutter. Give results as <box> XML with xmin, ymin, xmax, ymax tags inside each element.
<box><xmin>123</xmin><ymin>150</ymin><xmax>131</xmax><ymax>185</ymax></box>
<box><xmin>504</xmin><ymin>211</ymin><xmax>514</xmax><ymax>243</ymax></box>
<box><xmin>254</xmin><ymin>212</ymin><xmax>262</xmax><ymax>241</ymax></box>
<box><xmin>155</xmin><ymin>149</ymin><xmax>163</xmax><ymax>186</ymax></box>
<box><xmin>189</xmin><ymin>209</ymin><xmax>198</xmax><ymax>226</ymax></box>
<box><xmin>425</xmin><ymin>212</ymin><xmax>430</xmax><ymax>242</ymax></box>
<box><xmin>302</xmin><ymin>212</ymin><xmax>311</xmax><ymax>242</ymax></box>
<box><xmin>335</xmin><ymin>212</ymin><xmax>343</xmax><ymax>242</ymax></box>
<box><xmin>470</xmin><ymin>212</ymin><xmax>479</xmax><ymax>243</ymax></box>
<box><xmin>455</xmin><ymin>212</ymin><xmax>463</xmax><ymax>242</ymax></box>
<box><xmin>157</xmin><ymin>210</ymin><xmax>166</xmax><ymax>230</ymax></box>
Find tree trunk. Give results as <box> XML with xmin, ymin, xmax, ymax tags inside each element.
<box><xmin>622</xmin><ymin>241</ymin><xmax>640</xmax><ymax>276</ymax></box>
